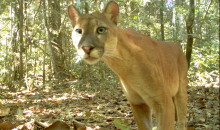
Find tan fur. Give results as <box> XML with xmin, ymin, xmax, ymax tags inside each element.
<box><xmin>68</xmin><ymin>1</ymin><xmax>188</xmax><ymax>130</ymax></box>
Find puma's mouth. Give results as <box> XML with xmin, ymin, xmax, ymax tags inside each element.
<box><xmin>84</xmin><ymin>56</ymin><xmax>100</xmax><ymax>64</ymax></box>
<box><xmin>77</xmin><ymin>48</ymin><xmax>103</xmax><ymax>64</ymax></box>
<box><xmin>85</xmin><ymin>56</ymin><xmax>98</xmax><ymax>61</ymax></box>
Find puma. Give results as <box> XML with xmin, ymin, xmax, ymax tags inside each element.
<box><xmin>68</xmin><ymin>1</ymin><xmax>188</xmax><ymax>130</ymax></box>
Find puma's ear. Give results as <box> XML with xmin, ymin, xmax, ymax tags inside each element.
<box><xmin>68</xmin><ymin>5</ymin><xmax>81</xmax><ymax>26</ymax></box>
<box><xmin>104</xmin><ymin>1</ymin><xmax>119</xmax><ymax>25</ymax></box>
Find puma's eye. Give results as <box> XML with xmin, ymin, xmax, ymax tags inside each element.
<box><xmin>97</xmin><ymin>27</ymin><xmax>106</xmax><ymax>34</ymax></box>
<box><xmin>75</xmin><ymin>29</ymin><xmax>82</xmax><ymax>34</ymax></box>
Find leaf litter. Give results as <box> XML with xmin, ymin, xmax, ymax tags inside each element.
<box><xmin>0</xmin><ymin>77</ymin><xmax>219</xmax><ymax>129</ymax></box>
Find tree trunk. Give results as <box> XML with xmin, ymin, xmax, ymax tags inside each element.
<box><xmin>160</xmin><ymin>0</ymin><xmax>165</xmax><ymax>41</ymax></box>
<box><xmin>173</xmin><ymin>0</ymin><xmax>184</xmax><ymax>45</ymax></box>
<box><xmin>85</xmin><ymin>1</ymin><xmax>89</xmax><ymax>13</ymax></box>
<box><xmin>18</xmin><ymin>0</ymin><xmax>24</xmax><ymax>85</ymax></box>
<box><xmin>10</xmin><ymin>1</ymin><xmax>18</xmax><ymax>84</ymax></box>
<box><xmin>43</xmin><ymin>44</ymin><xmax>46</xmax><ymax>86</ymax></box>
<box><xmin>43</xmin><ymin>0</ymin><xmax>66</xmax><ymax>80</ymax></box>
<box><xmin>186</xmin><ymin>0</ymin><xmax>195</xmax><ymax>67</ymax></box>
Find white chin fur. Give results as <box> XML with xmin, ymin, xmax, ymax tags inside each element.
<box><xmin>77</xmin><ymin>50</ymin><xmax>101</xmax><ymax>64</ymax></box>
<box><xmin>84</xmin><ymin>58</ymin><xmax>100</xmax><ymax>64</ymax></box>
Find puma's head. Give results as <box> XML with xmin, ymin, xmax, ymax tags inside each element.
<box><xmin>68</xmin><ymin>1</ymin><xmax>119</xmax><ymax>64</ymax></box>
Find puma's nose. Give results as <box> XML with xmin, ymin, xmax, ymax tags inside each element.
<box><xmin>82</xmin><ymin>46</ymin><xmax>94</xmax><ymax>54</ymax></box>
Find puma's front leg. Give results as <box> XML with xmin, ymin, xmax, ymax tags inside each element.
<box><xmin>156</xmin><ymin>97</ymin><xmax>175</xmax><ymax>130</ymax></box>
<box><xmin>130</xmin><ymin>103</ymin><xmax>152</xmax><ymax>130</ymax></box>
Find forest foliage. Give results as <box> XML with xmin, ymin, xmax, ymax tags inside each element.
<box><xmin>0</xmin><ymin>0</ymin><xmax>219</xmax><ymax>129</ymax></box>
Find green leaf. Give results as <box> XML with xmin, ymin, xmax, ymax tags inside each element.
<box><xmin>133</xmin><ymin>16</ymin><xmax>138</xmax><ymax>20</ymax></box>
<box><xmin>17</xmin><ymin>107</ymin><xmax>23</xmax><ymax>119</ymax></box>
<box><xmin>113</xmin><ymin>118</ymin><xmax>130</xmax><ymax>130</ymax></box>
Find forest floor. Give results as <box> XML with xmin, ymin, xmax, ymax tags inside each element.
<box><xmin>0</xmin><ymin>78</ymin><xmax>219</xmax><ymax>130</ymax></box>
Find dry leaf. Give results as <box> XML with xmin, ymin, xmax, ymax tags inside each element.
<box><xmin>0</xmin><ymin>121</ymin><xmax>17</xmax><ymax>129</ymax></box>
<box><xmin>0</xmin><ymin>105</ymin><xmax>10</xmax><ymax>116</ymax></box>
